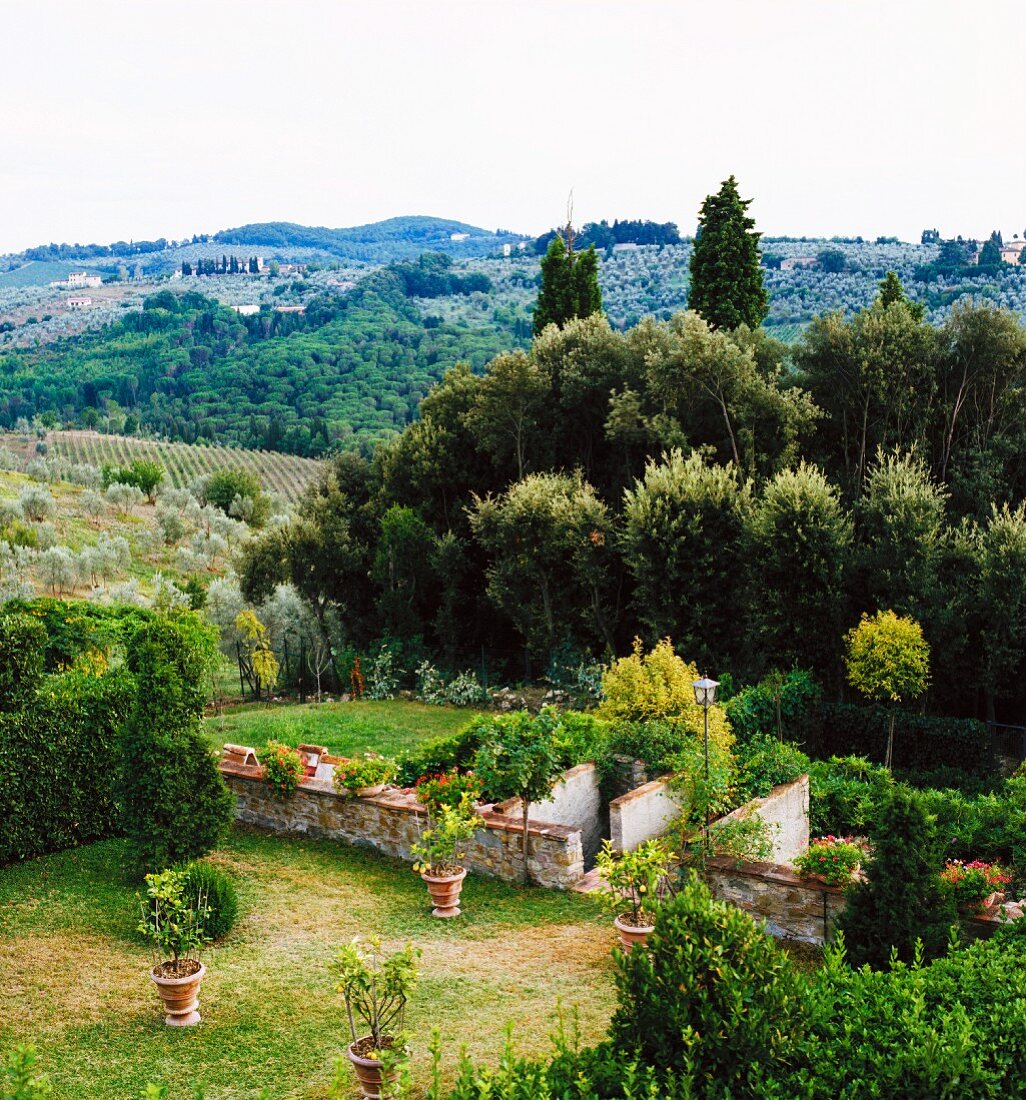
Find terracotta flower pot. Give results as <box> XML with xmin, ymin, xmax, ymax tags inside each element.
<box><xmin>356</xmin><ymin>783</ymin><xmax>387</xmax><ymax>797</ymax></box>
<box><xmin>614</xmin><ymin>913</ymin><xmax>655</xmax><ymax>950</ymax></box>
<box><xmin>149</xmin><ymin>961</ymin><xmax>205</xmax><ymax>1026</ymax></box>
<box><xmin>347</xmin><ymin>1038</ymin><xmax>401</xmax><ymax>1099</ymax></box>
<box><xmin>421</xmin><ymin>867</ymin><xmax>467</xmax><ymax>918</ymax></box>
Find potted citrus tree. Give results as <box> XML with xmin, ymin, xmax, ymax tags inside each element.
<box><xmin>411</xmin><ymin>783</ymin><xmax>481</xmax><ymax>919</ymax></box>
<box><xmin>137</xmin><ymin>868</ymin><xmax>210</xmax><ymax>1026</ymax></box>
<box><xmin>336</xmin><ymin>937</ymin><xmax>420</xmax><ymax>1099</ymax></box>
<box><xmin>596</xmin><ymin>838</ymin><xmax>675</xmax><ymax>949</ymax></box>
<box><xmin>333</xmin><ymin>753</ymin><xmax>398</xmax><ymax>797</ymax></box>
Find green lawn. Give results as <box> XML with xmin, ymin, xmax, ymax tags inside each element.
<box><xmin>0</xmin><ymin>830</ymin><xmax>616</xmax><ymax>1099</ymax></box>
<box><xmin>204</xmin><ymin>699</ymin><xmax>483</xmax><ymax>761</ymax></box>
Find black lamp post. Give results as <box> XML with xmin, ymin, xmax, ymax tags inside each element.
<box><xmin>692</xmin><ymin>675</ymin><xmax>720</xmax><ymax>854</ymax></box>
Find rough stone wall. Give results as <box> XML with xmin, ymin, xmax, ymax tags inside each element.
<box><xmin>222</xmin><ymin>764</ymin><xmax>585</xmax><ymax>889</ymax></box>
<box><xmin>497</xmin><ymin>763</ymin><xmax>604</xmax><ymax>867</ymax></box>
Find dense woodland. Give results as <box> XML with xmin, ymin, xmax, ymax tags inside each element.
<box><xmin>237</xmin><ymin>270</ymin><xmax>1026</xmax><ymax>723</ymax></box>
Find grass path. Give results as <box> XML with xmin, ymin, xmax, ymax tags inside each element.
<box><xmin>0</xmin><ymin>830</ymin><xmax>616</xmax><ymax>1098</ymax></box>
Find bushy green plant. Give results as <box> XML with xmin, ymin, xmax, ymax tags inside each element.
<box><xmin>1</xmin><ymin>1046</ymin><xmax>52</xmax><ymax>1099</ymax></box>
<box><xmin>181</xmin><ymin>861</ymin><xmax>238</xmax><ymax>941</ymax></box>
<box><xmin>442</xmin><ymin>670</ymin><xmax>489</xmax><ymax>707</ymax></box>
<box><xmin>137</xmin><ymin>869</ymin><xmax>210</xmax><ymax>973</ymax></box>
<box><xmin>335</xmin><ymin>938</ymin><xmax>420</xmax><ymax>1051</ymax></box>
<box><xmin>808</xmin><ymin>755</ymin><xmax>893</xmax><ymax>836</ymax></box>
<box><xmin>262</xmin><ymin>741</ymin><xmax>305</xmax><ymax>799</ymax></box>
<box><xmin>413</xmin><ymin>769</ymin><xmax>482</xmax><ymax>812</ymax></box>
<box><xmin>411</xmin><ymin>797</ymin><xmax>483</xmax><ymax>876</ymax></box>
<box><xmin>794</xmin><ymin>836</ymin><xmax>865</xmax><ymax>886</ymax></box>
<box><xmin>0</xmin><ymin>611</ymin><xmax>45</xmax><ymax>712</ymax></box>
<box><xmin>395</xmin><ymin>723</ymin><xmax>482</xmax><ymax>786</ymax></box>
<box><xmin>365</xmin><ymin>644</ymin><xmax>403</xmax><ymax>700</ymax></box>
<box><xmin>838</xmin><ymin>785</ymin><xmax>957</xmax><ymax>967</ymax></box>
<box><xmin>414</xmin><ymin>660</ymin><xmax>446</xmax><ymax>704</ymax></box>
<box><xmin>735</xmin><ymin>735</ymin><xmax>810</xmax><ymax>801</ymax></box>
<box><xmin>119</xmin><ymin>615</ymin><xmax>233</xmax><ymax>875</ymax></box>
<box><xmin>331</xmin><ymin>753</ymin><xmax>397</xmax><ymax>794</ymax></box>
<box><xmin>610</xmin><ymin>876</ymin><xmax>807</xmax><ymax>1090</ymax></box>
<box><xmin>724</xmin><ymin>667</ymin><xmax>822</xmax><ymax>746</ymax></box>
<box><xmin>595</xmin><ymin>839</ymin><xmax>675</xmax><ymax>927</ymax></box>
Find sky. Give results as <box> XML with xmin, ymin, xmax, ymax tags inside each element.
<box><xmin>3</xmin><ymin>0</ymin><xmax>1025</xmax><ymax>253</ymax></box>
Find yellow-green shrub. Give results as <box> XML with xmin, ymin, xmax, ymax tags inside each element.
<box><xmin>599</xmin><ymin>638</ymin><xmax>732</xmax><ymax>751</ymax></box>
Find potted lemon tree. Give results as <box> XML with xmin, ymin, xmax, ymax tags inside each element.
<box><xmin>411</xmin><ymin>781</ymin><xmax>483</xmax><ymax>918</ymax></box>
<box><xmin>596</xmin><ymin>838</ymin><xmax>676</xmax><ymax>949</ymax></box>
<box><xmin>336</xmin><ymin>937</ymin><xmax>420</xmax><ymax>1099</ymax></box>
<box><xmin>138</xmin><ymin>868</ymin><xmax>210</xmax><ymax>1026</ymax></box>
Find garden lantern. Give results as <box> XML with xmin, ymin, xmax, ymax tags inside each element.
<box><xmin>693</xmin><ymin>676</ymin><xmax>719</xmax><ymax>854</ymax></box>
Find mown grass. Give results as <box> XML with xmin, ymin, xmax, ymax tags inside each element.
<box><xmin>0</xmin><ymin>830</ymin><xmax>616</xmax><ymax>1099</ymax></box>
<box><xmin>204</xmin><ymin>700</ymin><xmax>483</xmax><ymax>761</ymax></box>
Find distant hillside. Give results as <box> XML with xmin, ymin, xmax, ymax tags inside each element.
<box><xmin>213</xmin><ymin>215</ymin><xmax>526</xmax><ymax>262</ymax></box>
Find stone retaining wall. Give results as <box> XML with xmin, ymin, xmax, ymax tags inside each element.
<box><xmin>221</xmin><ymin>763</ymin><xmax>585</xmax><ymax>889</ymax></box>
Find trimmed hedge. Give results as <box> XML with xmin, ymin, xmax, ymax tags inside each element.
<box><xmin>0</xmin><ymin>666</ymin><xmax>134</xmax><ymax>864</ymax></box>
<box><xmin>812</xmin><ymin>702</ymin><xmax>994</xmax><ymax>776</ymax></box>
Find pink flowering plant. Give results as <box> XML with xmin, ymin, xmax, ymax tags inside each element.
<box><xmin>263</xmin><ymin>741</ymin><xmax>305</xmax><ymax>800</ymax></box>
<box><xmin>940</xmin><ymin>859</ymin><xmax>1012</xmax><ymax>911</ymax></box>
<box><xmin>794</xmin><ymin>835</ymin><xmax>864</xmax><ymax>887</ymax></box>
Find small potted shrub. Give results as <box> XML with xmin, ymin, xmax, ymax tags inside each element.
<box><xmin>793</xmin><ymin>835</ymin><xmax>866</xmax><ymax>887</ymax></box>
<box><xmin>596</xmin><ymin>838</ymin><xmax>675</xmax><ymax>949</ymax></box>
<box><xmin>336</xmin><ymin>937</ymin><xmax>420</xmax><ymax>1099</ymax></box>
<box><xmin>263</xmin><ymin>740</ymin><xmax>305</xmax><ymax>799</ymax></box>
<box><xmin>411</xmin><ymin>794</ymin><xmax>482</xmax><ymax>918</ymax></box>
<box><xmin>138</xmin><ymin>868</ymin><xmax>210</xmax><ymax>1026</ymax></box>
<box><xmin>332</xmin><ymin>753</ymin><xmax>398</xmax><ymax>797</ymax></box>
<box><xmin>941</xmin><ymin>859</ymin><xmax>1012</xmax><ymax>913</ymax></box>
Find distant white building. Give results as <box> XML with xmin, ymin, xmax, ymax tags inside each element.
<box><xmin>1000</xmin><ymin>240</ymin><xmax>1026</xmax><ymax>264</ymax></box>
<box><xmin>231</xmin><ymin>304</ymin><xmax>261</xmax><ymax>316</ymax></box>
<box><xmin>449</xmin><ymin>232</ymin><xmax>470</xmax><ymax>242</ymax></box>
<box><xmin>66</xmin><ymin>296</ymin><xmax>93</xmax><ymax>310</ymax></box>
<box><xmin>67</xmin><ymin>272</ymin><xmax>102</xmax><ymax>288</ymax></box>
<box><xmin>502</xmin><ymin>243</ymin><xmax>512</xmax><ymax>257</ymax></box>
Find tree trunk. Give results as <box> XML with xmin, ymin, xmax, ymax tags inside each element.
<box><xmin>885</xmin><ymin>710</ymin><xmax>896</xmax><ymax>771</ymax></box>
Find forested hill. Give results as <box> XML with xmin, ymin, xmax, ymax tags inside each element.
<box><xmin>0</xmin><ymin>272</ymin><xmax>513</xmax><ymax>454</ymax></box>
<box><xmin>213</xmin><ymin>216</ymin><xmax>524</xmax><ymax>262</ymax></box>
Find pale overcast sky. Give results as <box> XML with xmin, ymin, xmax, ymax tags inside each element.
<box><xmin>3</xmin><ymin>0</ymin><xmax>1024</xmax><ymax>252</ymax></box>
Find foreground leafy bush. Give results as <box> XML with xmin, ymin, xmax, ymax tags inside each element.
<box><xmin>119</xmin><ymin>615</ymin><xmax>233</xmax><ymax>875</ymax></box>
<box><xmin>611</xmin><ymin>877</ymin><xmax>807</xmax><ymax>1090</ymax></box>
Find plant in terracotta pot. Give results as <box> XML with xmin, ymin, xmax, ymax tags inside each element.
<box><xmin>941</xmin><ymin>859</ymin><xmax>1012</xmax><ymax>914</ymax></box>
<box><xmin>263</xmin><ymin>740</ymin><xmax>305</xmax><ymax>800</ymax></box>
<box><xmin>335</xmin><ymin>937</ymin><xmax>420</xmax><ymax>1100</ymax></box>
<box><xmin>137</xmin><ymin>868</ymin><xmax>210</xmax><ymax>1026</ymax></box>
<box><xmin>332</xmin><ymin>753</ymin><xmax>398</xmax><ymax>797</ymax></box>
<box><xmin>411</xmin><ymin>793</ymin><xmax>483</xmax><ymax>918</ymax></box>
<box><xmin>596</xmin><ymin>838</ymin><xmax>675</xmax><ymax>949</ymax></box>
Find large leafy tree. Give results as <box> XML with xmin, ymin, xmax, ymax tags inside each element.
<box><xmin>470</xmin><ymin>472</ymin><xmax>615</xmax><ymax>659</ymax></box>
<box><xmin>746</xmin><ymin>462</ymin><xmax>852</xmax><ymax>684</ymax></box>
<box><xmin>620</xmin><ymin>450</ymin><xmax>752</xmax><ymax>671</ymax></box>
<box><xmin>532</xmin><ymin>232</ymin><xmax>603</xmax><ymax>336</ymax></box>
<box><xmin>688</xmin><ymin>175</ymin><xmax>768</xmax><ymax>331</ymax></box>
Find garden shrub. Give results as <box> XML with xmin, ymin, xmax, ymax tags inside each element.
<box><xmin>596</xmin><ymin>717</ymin><xmax>706</xmax><ymax>787</ymax></box>
<box><xmin>119</xmin><ymin>615</ymin><xmax>234</xmax><ymax>875</ymax></box>
<box><xmin>735</xmin><ymin>735</ymin><xmax>810</xmax><ymax>801</ymax></box>
<box><xmin>0</xmin><ymin>610</ymin><xmax>45</xmax><ymax>712</ymax></box>
<box><xmin>395</xmin><ymin>722</ymin><xmax>483</xmax><ymax>786</ymax></box>
<box><xmin>599</xmin><ymin>639</ymin><xmax>732</xmax><ymax>751</ymax></box>
<box><xmin>0</xmin><ymin>664</ymin><xmax>134</xmax><ymax>864</ymax></box>
<box><xmin>837</xmin><ymin>785</ymin><xmax>958</xmax><ymax>968</ymax></box>
<box><xmin>181</xmin><ymin>861</ymin><xmax>238</xmax><ymax>941</ymax></box>
<box><xmin>610</xmin><ymin>876</ymin><xmax>808</xmax><ymax>1091</ymax></box>
<box><xmin>262</xmin><ymin>741</ymin><xmax>304</xmax><ymax>799</ymax></box>
<box><xmin>808</xmin><ymin>755</ymin><xmax>893</xmax><ymax>836</ymax></box>
<box><xmin>812</xmin><ymin>702</ymin><xmax>994</xmax><ymax>776</ymax></box>
<box><xmin>724</xmin><ymin>667</ymin><xmax>822</xmax><ymax>747</ymax></box>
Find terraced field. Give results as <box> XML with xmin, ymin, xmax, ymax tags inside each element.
<box><xmin>44</xmin><ymin>430</ymin><xmax>323</xmax><ymax>503</ymax></box>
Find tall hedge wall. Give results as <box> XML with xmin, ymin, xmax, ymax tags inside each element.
<box><xmin>0</xmin><ymin>667</ymin><xmax>135</xmax><ymax>864</ymax></box>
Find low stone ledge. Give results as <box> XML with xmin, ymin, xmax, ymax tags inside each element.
<box><xmin>221</xmin><ymin>764</ymin><xmax>585</xmax><ymax>889</ymax></box>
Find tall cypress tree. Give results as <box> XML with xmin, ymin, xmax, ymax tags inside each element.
<box><xmin>533</xmin><ymin>233</ymin><xmax>603</xmax><ymax>336</ymax></box>
<box><xmin>689</xmin><ymin>175</ymin><xmax>768</xmax><ymax>330</ymax></box>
